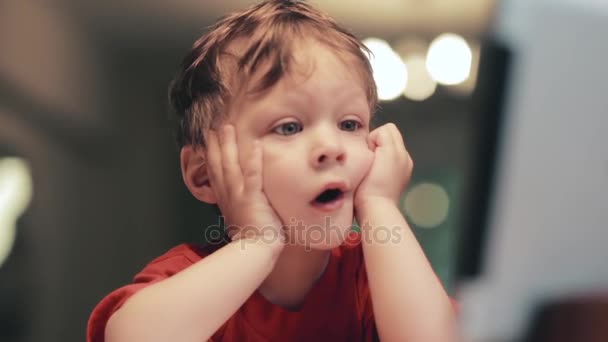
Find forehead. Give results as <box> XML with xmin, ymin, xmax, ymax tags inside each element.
<box><xmin>231</xmin><ymin>40</ymin><xmax>367</xmax><ymax>112</ymax></box>
<box><xmin>293</xmin><ymin>41</ymin><xmax>361</xmax><ymax>80</ymax></box>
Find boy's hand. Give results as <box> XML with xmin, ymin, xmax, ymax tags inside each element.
<box><xmin>206</xmin><ymin>125</ymin><xmax>286</xmax><ymax>250</ymax></box>
<box><xmin>354</xmin><ymin>123</ymin><xmax>413</xmax><ymax>214</ymax></box>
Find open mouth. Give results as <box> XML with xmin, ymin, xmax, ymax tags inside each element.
<box><xmin>309</xmin><ymin>181</ymin><xmax>348</xmax><ymax>211</ymax></box>
<box><xmin>313</xmin><ymin>188</ymin><xmax>344</xmax><ymax>204</ymax></box>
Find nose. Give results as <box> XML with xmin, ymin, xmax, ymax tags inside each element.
<box><xmin>310</xmin><ymin>132</ymin><xmax>346</xmax><ymax>169</ymax></box>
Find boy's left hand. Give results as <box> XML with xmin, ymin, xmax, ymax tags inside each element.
<box><xmin>354</xmin><ymin>123</ymin><xmax>413</xmax><ymax>213</ymax></box>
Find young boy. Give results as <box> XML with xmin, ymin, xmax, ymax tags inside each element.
<box><xmin>87</xmin><ymin>1</ymin><xmax>457</xmax><ymax>341</ymax></box>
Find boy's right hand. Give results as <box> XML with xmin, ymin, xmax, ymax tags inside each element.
<box><xmin>206</xmin><ymin>125</ymin><xmax>286</xmax><ymax>253</ymax></box>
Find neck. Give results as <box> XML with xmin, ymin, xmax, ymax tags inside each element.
<box><xmin>258</xmin><ymin>243</ymin><xmax>330</xmax><ymax>311</ymax></box>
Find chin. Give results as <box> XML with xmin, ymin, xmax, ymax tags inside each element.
<box><xmin>284</xmin><ymin>218</ymin><xmax>354</xmax><ymax>251</ymax></box>
<box><xmin>303</xmin><ymin>238</ymin><xmax>347</xmax><ymax>251</ymax></box>
<box><xmin>278</xmin><ymin>201</ymin><xmax>355</xmax><ymax>249</ymax></box>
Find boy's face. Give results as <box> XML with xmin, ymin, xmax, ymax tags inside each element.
<box><xmin>227</xmin><ymin>41</ymin><xmax>373</xmax><ymax>249</ymax></box>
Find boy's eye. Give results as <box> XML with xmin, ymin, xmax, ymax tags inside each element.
<box><xmin>340</xmin><ymin>120</ymin><xmax>361</xmax><ymax>131</ymax></box>
<box><xmin>272</xmin><ymin>122</ymin><xmax>302</xmax><ymax>136</ymax></box>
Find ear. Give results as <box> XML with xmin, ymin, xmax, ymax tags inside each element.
<box><xmin>180</xmin><ymin>145</ymin><xmax>217</xmax><ymax>204</ymax></box>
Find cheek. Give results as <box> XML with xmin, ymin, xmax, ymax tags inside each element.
<box><xmin>260</xmin><ymin>148</ymin><xmax>307</xmax><ymax>223</ymax></box>
<box><xmin>260</xmin><ymin>146</ymin><xmax>297</xmax><ymax>199</ymax></box>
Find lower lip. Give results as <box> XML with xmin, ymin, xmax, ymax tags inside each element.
<box><xmin>310</xmin><ymin>193</ymin><xmax>345</xmax><ymax>212</ymax></box>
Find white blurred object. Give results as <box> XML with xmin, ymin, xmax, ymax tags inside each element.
<box><xmin>458</xmin><ymin>2</ymin><xmax>608</xmax><ymax>341</ymax></box>
<box><xmin>363</xmin><ymin>38</ymin><xmax>408</xmax><ymax>101</ymax></box>
<box><xmin>426</xmin><ymin>33</ymin><xmax>472</xmax><ymax>85</ymax></box>
<box><xmin>0</xmin><ymin>157</ymin><xmax>33</xmax><ymax>267</ymax></box>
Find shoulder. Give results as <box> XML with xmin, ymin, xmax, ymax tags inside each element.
<box><xmin>86</xmin><ymin>243</ymin><xmax>212</xmax><ymax>342</ymax></box>
<box><xmin>134</xmin><ymin>243</ymin><xmax>209</xmax><ymax>279</ymax></box>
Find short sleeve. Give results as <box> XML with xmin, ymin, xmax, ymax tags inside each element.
<box><xmin>86</xmin><ymin>245</ymin><xmax>202</xmax><ymax>342</ymax></box>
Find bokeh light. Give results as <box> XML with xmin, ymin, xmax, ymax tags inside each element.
<box><xmin>403</xmin><ymin>182</ymin><xmax>450</xmax><ymax>229</ymax></box>
<box><xmin>0</xmin><ymin>157</ymin><xmax>33</xmax><ymax>267</ymax></box>
<box><xmin>403</xmin><ymin>54</ymin><xmax>437</xmax><ymax>101</ymax></box>
<box><xmin>448</xmin><ymin>41</ymin><xmax>481</xmax><ymax>96</ymax></box>
<box><xmin>426</xmin><ymin>33</ymin><xmax>472</xmax><ymax>85</ymax></box>
<box><xmin>363</xmin><ymin>38</ymin><xmax>408</xmax><ymax>101</ymax></box>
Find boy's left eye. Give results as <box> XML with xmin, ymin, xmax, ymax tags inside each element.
<box><xmin>340</xmin><ymin>120</ymin><xmax>362</xmax><ymax>131</ymax></box>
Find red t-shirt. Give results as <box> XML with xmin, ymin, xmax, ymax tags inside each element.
<box><xmin>87</xmin><ymin>232</ymin><xmax>378</xmax><ymax>341</ymax></box>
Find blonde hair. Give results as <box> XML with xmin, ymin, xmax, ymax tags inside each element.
<box><xmin>169</xmin><ymin>0</ymin><xmax>377</xmax><ymax>148</ymax></box>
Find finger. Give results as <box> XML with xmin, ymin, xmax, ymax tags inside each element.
<box><xmin>388</xmin><ymin>123</ymin><xmax>404</xmax><ymax>147</ymax></box>
<box><xmin>370</xmin><ymin>125</ymin><xmax>390</xmax><ymax>148</ymax></box>
<box><xmin>367</xmin><ymin>128</ymin><xmax>380</xmax><ymax>150</ymax></box>
<box><xmin>375</xmin><ymin>124</ymin><xmax>401</xmax><ymax>161</ymax></box>
<box><xmin>243</xmin><ymin>139</ymin><xmax>263</xmax><ymax>193</ymax></box>
<box><xmin>219</xmin><ymin>125</ymin><xmax>244</xmax><ymax>194</ymax></box>
<box><xmin>385</xmin><ymin>123</ymin><xmax>405</xmax><ymax>155</ymax></box>
<box><xmin>387</xmin><ymin>123</ymin><xmax>408</xmax><ymax>155</ymax></box>
<box><xmin>205</xmin><ymin>130</ymin><xmax>225</xmax><ymax>197</ymax></box>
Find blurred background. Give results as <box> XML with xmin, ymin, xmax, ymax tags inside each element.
<box><xmin>1</xmin><ymin>0</ymin><xmax>607</xmax><ymax>341</ymax></box>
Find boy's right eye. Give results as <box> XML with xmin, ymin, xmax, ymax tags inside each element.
<box><xmin>272</xmin><ymin>122</ymin><xmax>303</xmax><ymax>136</ymax></box>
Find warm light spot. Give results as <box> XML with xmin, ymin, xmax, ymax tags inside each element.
<box><xmin>426</xmin><ymin>33</ymin><xmax>472</xmax><ymax>85</ymax></box>
<box><xmin>403</xmin><ymin>182</ymin><xmax>450</xmax><ymax>228</ymax></box>
<box><xmin>403</xmin><ymin>54</ymin><xmax>437</xmax><ymax>101</ymax></box>
<box><xmin>448</xmin><ymin>42</ymin><xmax>481</xmax><ymax>96</ymax></box>
<box><xmin>363</xmin><ymin>38</ymin><xmax>408</xmax><ymax>101</ymax></box>
<box><xmin>0</xmin><ymin>158</ymin><xmax>33</xmax><ymax>267</ymax></box>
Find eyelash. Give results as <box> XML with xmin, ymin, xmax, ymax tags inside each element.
<box><xmin>272</xmin><ymin>119</ymin><xmax>363</xmax><ymax>136</ymax></box>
